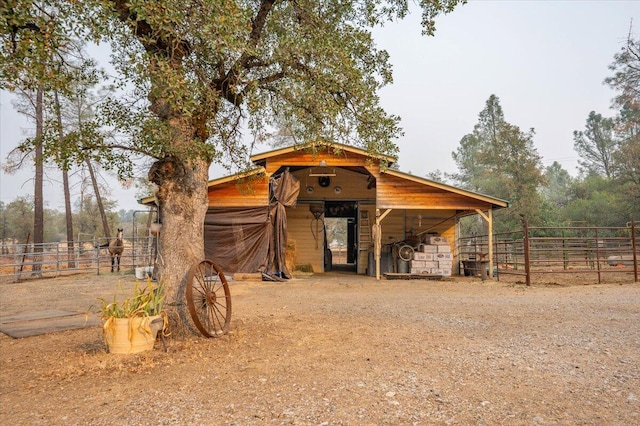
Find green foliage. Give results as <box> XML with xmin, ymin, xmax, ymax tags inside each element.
<box><xmin>97</xmin><ymin>279</ymin><xmax>166</xmax><ymax>320</ymax></box>
<box><xmin>0</xmin><ymin>192</ymin><xmax>162</xmax><ymax>242</ymax></box>
<box><xmin>562</xmin><ymin>174</ymin><xmax>629</xmax><ymax>227</ymax></box>
<box><xmin>0</xmin><ymin>196</ymin><xmax>34</xmax><ymax>241</ymax></box>
<box><xmin>458</xmin><ymin>214</ymin><xmax>486</xmax><ymax>238</ymax></box>
<box><xmin>325</xmin><ymin>217</ymin><xmax>348</xmax><ymax>248</ymax></box>
<box><xmin>451</xmin><ymin>95</ymin><xmax>546</xmax><ymax>230</ymax></box>
<box><xmin>541</xmin><ymin>161</ymin><xmax>574</xmax><ymax>210</ymax></box>
<box><xmin>72</xmin><ymin>194</ymin><xmax>116</xmax><ymax>238</ymax></box>
<box><xmin>573</xmin><ymin>112</ymin><xmax>617</xmax><ymax>178</ymax></box>
<box><xmin>0</xmin><ymin>1</ymin><xmax>101</xmax><ymax>113</ymax></box>
<box><xmin>2</xmin><ymin>0</ymin><xmax>465</xmax><ymax>178</ymax></box>
<box><xmin>604</xmin><ymin>31</ymin><xmax>639</xmax><ymax>114</ymax></box>
<box><xmin>559</xmin><ymin>31</ymin><xmax>640</xmax><ymax>227</ymax></box>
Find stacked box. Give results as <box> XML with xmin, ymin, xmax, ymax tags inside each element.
<box><xmin>416</xmin><ymin>240</ymin><xmax>451</xmax><ymax>275</ymax></box>
<box><xmin>427</xmin><ymin>236</ymin><xmax>448</xmax><ymax>245</ymax></box>
<box><xmin>432</xmin><ymin>243</ymin><xmax>452</xmax><ymax>275</ymax></box>
<box><xmin>435</xmin><ymin>252</ymin><xmax>453</xmax><ymax>261</ymax></box>
<box><xmin>413</xmin><ymin>252</ymin><xmax>434</xmax><ymax>261</ymax></box>
<box><xmin>411</xmin><ymin>259</ymin><xmax>438</xmax><ymax>274</ymax></box>
<box><xmin>421</xmin><ymin>244</ymin><xmax>438</xmax><ymax>253</ymax></box>
<box><xmin>411</xmin><ymin>260</ymin><xmax>437</xmax><ymax>269</ymax></box>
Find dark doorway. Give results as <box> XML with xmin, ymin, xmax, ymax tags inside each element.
<box><xmin>324</xmin><ymin>201</ymin><xmax>358</xmax><ymax>273</ymax></box>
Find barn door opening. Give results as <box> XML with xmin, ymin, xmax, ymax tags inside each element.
<box><xmin>324</xmin><ymin>201</ymin><xmax>358</xmax><ymax>273</ymax></box>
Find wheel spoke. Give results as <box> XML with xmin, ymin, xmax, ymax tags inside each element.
<box><xmin>186</xmin><ymin>259</ymin><xmax>231</xmax><ymax>337</ymax></box>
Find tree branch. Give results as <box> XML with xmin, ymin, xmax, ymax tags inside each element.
<box><xmin>110</xmin><ymin>0</ymin><xmax>190</xmax><ymax>59</ymax></box>
<box><xmin>212</xmin><ymin>0</ymin><xmax>277</xmax><ymax>107</ymax></box>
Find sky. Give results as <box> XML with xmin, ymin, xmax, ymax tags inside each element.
<box><xmin>1</xmin><ymin>0</ymin><xmax>638</xmax><ymax>211</ymax></box>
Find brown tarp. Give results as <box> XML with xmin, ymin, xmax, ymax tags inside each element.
<box><xmin>204</xmin><ymin>169</ymin><xmax>300</xmax><ymax>278</ymax></box>
<box><xmin>204</xmin><ymin>206</ymin><xmax>271</xmax><ymax>274</ymax></box>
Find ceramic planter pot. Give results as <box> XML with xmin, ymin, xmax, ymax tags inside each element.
<box><xmin>103</xmin><ymin>315</ymin><xmax>162</xmax><ymax>354</ymax></box>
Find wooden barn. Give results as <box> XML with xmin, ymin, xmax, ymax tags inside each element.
<box><xmin>145</xmin><ymin>142</ymin><xmax>508</xmax><ymax>279</ymax></box>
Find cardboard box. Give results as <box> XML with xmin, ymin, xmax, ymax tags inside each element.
<box><xmin>438</xmin><ymin>260</ymin><xmax>452</xmax><ymax>268</ymax></box>
<box><xmin>436</xmin><ymin>245</ymin><xmax>451</xmax><ymax>253</ymax></box>
<box><xmin>413</xmin><ymin>260</ymin><xmax>438</xmax><ymax>269</ymax></box>
<box><xmin>411</xmin><ymin>268</ymin><xmax>433</xmax><ymax>275</ymax></box>
<box><xmin>411</xmin><ymin>259</ymin><xmax>426</xmax><ymax>268</ymax></box>
<box><xmin>421</xmin><ymin>244</ymin><xmax>438</xmax><ymax>253</ymax></box>
<box><xmin>427</xmin><ymin>236</ymin><xmax>448</xmax><ymax>245</ymax></box>
<box><xmin>435</xmin><ymin>252</ymin><xmax>453</xmax><ymax>261</ymax></box>
<box><xmin>413</xmin><ymin>252</ymin><xmax>434</xmax><ymax>261</ymax></box>
<box><xmin>433</xmin><ymin>268</ymin><xmax>452</xmax><ymax>276</ymax></box>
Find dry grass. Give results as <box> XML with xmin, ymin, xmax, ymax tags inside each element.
<box><xmin>1</xmin><ymin>272</ymin><xmax>639</xmax><ymax>425</ymax></box>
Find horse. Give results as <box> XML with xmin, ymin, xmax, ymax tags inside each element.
<box><xmin>108</xmin><ymin>228</ymin><xmax>124</xmax><ymax>273</ymax></box>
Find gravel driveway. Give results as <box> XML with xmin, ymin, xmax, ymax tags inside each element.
<box><xmin>1</xmin><ymin>272</ymin><xmax>639</xmax><ymax>425</ymax></box>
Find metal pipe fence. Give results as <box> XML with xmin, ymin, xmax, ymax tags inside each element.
<box><xmin>458</xmin><ymin>220</ymin><xmax>639</xmax><ymax>285</ymax></box>
<box><xmin>0</xmin><ymin>236</ymin><xmax>157</xmax><ymax>283</ymax></box>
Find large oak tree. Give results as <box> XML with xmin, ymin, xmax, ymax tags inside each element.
<box><xmin>1</xmin><ymin>0</ymin><xmax>463</xmax><ymax>331</ymax></box>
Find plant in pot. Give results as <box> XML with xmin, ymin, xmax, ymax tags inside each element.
<box><xmin>98</xmin><ymin>279</ymin><xmax>168</xmax><ymax>354</ymax></box>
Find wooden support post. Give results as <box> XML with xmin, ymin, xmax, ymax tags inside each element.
<box><xmin>375</xmin><ymin>209</ymin><xmax>392</xmax><ymax>280</ymax></box>
<box><xmin>474</xmin><ymin>208</ymin><xmax>494</xmax><ymax>280</ymax></box>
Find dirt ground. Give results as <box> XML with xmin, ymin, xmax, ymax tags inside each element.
<box><xmin>0</xmin><ymin>271</ymin><xmax>639</xmax><ymax>425</ymax></box>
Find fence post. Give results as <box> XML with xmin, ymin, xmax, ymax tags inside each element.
<box><xmin>595</xmin><ymin>227</ymin><xmax>601</xmax><ymax>284</ymax></box>
<box><xmin>95</xmin><ymin>237</ymin><xmax>100</xmax><ymax>276</ymax></box>
<box><xmin>56</xmin><ymin>243</ymin><xmax>60</xmax><ymax>278</ymax></box>
<box><xmin>562</xmin><ymin>229</ymin><xmax>568</xmax><ymax>270</ymax></box>
<box><xmin>632</xmin><ymin>217</ymin><xmax>638</xmax><ymax>283</ymax></box>
<box><xmin>523</xmin><ymin>220</ymin><xmax>531</xmax><ymax>286</ymax></box>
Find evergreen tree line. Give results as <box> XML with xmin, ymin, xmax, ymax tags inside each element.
<box><xmin>436</xmin><ymin>33</ymin><xmax>639</xmax><ymax>234</ymax></box>
<box><xmin>2</xmin><ymin>31</ymin><xmax>638</xmax><ymax>242</ymax></box>
<box><xmin>0</xmin><ymin>196</ymin><xmax>147</xmax><ymax>244</ymax></box>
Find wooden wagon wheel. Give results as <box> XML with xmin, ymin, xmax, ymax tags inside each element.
<box><xmin>186</xmin><ymin>259</ymin><xmax>232</xmax><ymax>337</ymax></box>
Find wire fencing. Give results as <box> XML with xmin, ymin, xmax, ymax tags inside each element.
<box><xmin>458</xmin><ymin>220</ymin><xmax>639</xmax><ymax>285</ymax></box>
<box><xmin>0</xmin><ymin>236</ymin><xmax>157</xmax><ymax>283</ymax></box>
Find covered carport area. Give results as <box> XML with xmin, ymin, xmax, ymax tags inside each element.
<box><xmin>370</xmin><ymin>169</ymin><xmax>509</xmax><ymax>280</ymax></box>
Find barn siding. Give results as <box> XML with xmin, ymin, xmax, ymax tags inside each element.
<box><xmin>206</xmin><ymin>176</ymin><xmax>269</xmax><ymax>207</ymax></box>
<box><xmin>286</xmin><ymin>205</ymin><xmax>324</xmax><ymax>273</ymax></box>
<box><xmin>376</xmin><ymin>173</ymin><xmax>493</xmax><ymax>210</ymax></box>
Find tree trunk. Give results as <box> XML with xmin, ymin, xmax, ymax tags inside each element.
<box><xmin>62</xmin><ymin>168</ymin><xmax>76</xmax><ymax>267</ymax></box>
<box><xmin>32</xmin><ymin>86</ymin><xmax>44</xmax><ymax>276</ymax></box>
<box><xmin>149</xmin><ymin>134</ymin><xmax>210</xmax><ymax>335</ymax></box>
<box><xmin>85</xmin><ymin>159</ymin><xmax>111</xmax><ymax>239</ymax></box>
<box><xmin>54</xmin><ymin>91</ymin><xmax>76</xmax><ymax>268</ymax></box>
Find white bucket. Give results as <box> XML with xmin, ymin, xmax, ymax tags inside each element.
<box><xmin>135</xmin><ymin>266</ymin><xmax>153</xmax><ymax>280</ymax></box>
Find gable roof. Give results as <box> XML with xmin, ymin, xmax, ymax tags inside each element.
<box><xmin>138</xmin><ymin>143</ymin><xmax>508</xmax><ymax>211</ymax></box>
<box><xmin>250</xmin><ymin>140</ymin><xmax>397</xmax><ymax>166</ymax></box>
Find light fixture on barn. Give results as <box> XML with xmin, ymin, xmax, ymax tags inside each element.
<box><xmin>308</xmin><ymin>159</ymin><xmax>336</xmax><ymax>177</ymax></box>
<box><xmin>309</xmin><ymin>203</ymin><xmax>324</xmax><ymax>219</ymax></box>
<box><xmin>309</xmin><ymin>203</ymin><xmax>325</xmax><ymax>249</ymax></box>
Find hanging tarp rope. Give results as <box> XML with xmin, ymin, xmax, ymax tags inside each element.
<box><xmin>267</xmin><ymin>169</ymin><xmax>300</xmax><ymax>278</ymax></box>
